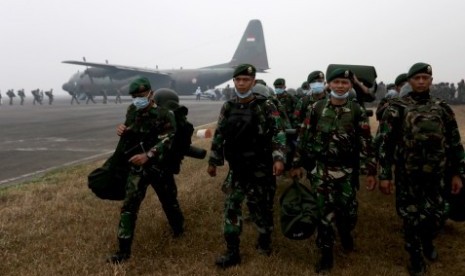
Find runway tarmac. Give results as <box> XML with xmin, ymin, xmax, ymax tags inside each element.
<box><xmin>0</xmin><ymin>95</ymin><xmax>223</xmax><ymax>186</ymax></box>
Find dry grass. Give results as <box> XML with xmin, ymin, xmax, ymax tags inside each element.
<box><xmin>2</xmin><ymin>108</ymin><xmax>465</xmax><ymax>276</ymax></box>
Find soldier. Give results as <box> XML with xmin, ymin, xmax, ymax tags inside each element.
<box><xmin>195</xmin><ymin>86</ymin><xmax>202</xmax><ymax>101</ymax></box>
<box><xmin>69</xmin><ymin>90</ymin><xmax>80</xmax><ymax>105</ymax></box>
<box><xmin>101</xmin><ymin>89</ymin><xmax>108</xmax><ymax>104</ymax></box>
<box><xmin>290</xmin><ymin>68</ymin><xmax>377</xmax><ymax>273</ymax></box>
<box><xmin>273</xmin><ymin>78</ymin><xmax>298</xmax><ymax>169</ymax></box>
<box><xmin>0</xmin><ymin>90</ymin><xmax>2</xmax><ymax>105</ymax></box>
<box><xmin>376</xmin><ymin>62</ymin><xmax>464</xmax><ymax>276</ymax></box>
<box><xmin>17</xmin><ymin>89</ymin><xmax>26</xmax><ymax>105</ymax></box>
<box><xmin>115</xmin><ymin>88</ymin><xmax>122</xmax><ymax>104</ymax></box>
<box><xmin>375</xmin><ymin>73</ymin><xmax>408</xmax><ymax>121</ymax></box>
<box><xmin>6</xmin><ymin>89</ymin><xmax>15</xmax><ymax>105</ymax></box>
<box><xmin>292</xmin><ymin>71</ymin><xmax>327</xmax><ymax>129</ymax></box>
<box><xmin>45</xmin><ymin>89</ymin><xmax>54</xmax><ymax>105</ymax></box>
<box><xmin>31</xmin><ymin>89</ymin><xmax>42</xmax><ymax>105</ymax></box>
<box><xmin>107</xmin><ymin>77</ymin><xmax>182</xmax><ymax>263</ymax></box>
<box><xmin>207</xmin><ymin>64</ymin><xmax>286</xmax><ymax>269</ymax></box>
<box><xmin>85</xmin><ymin>91</ymin><xmax>96</xmax><ymax>104</ymax></box>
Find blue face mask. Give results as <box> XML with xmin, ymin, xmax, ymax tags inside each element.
<box><xmin>133</xmin><ymin>96</ymin><xmax>150</xmax><ymax>110</ymax></box>
<box><xmin>310</xmin><ymin>82</ymin><xmax>325</xmax><ymax>94</ymax></box>
<box><xmin>234</xmin><ymin>88</ymin><xmax>253</xmax><ymax>99</ymax></box>
<box><xmin>330</xmin><ymin>90</ymin><xmax>349</xmax><ymax>100</ymax></box>
<box><xmin>274</xmin><ymin>88</ymin><xmax>285</xmax><ymax>95</ymax></box>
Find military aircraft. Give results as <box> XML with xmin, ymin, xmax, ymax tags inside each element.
<box><xmin>62</xmin><ymin>19</ymin><xmax>269</xmax><ymax>97</ymax></box>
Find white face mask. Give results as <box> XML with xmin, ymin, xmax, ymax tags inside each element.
<box><xmin>310</xmin><ymin>82</ymin><xmax>325</xmax><ymax>94</ymax></box>
<box><xmin>234</xmin><ymin>88</ymin><xmax>252</xmax><ymax>99</ymax></box>
<box><xmin>330</xmin><ymin>90</ymin><xmax>349</xmax><ymax>100</ymax></box>
<box><xmin>132</xmin><ymin>93</ymin><xmax>151</xmax><ymax>110</ymax></box>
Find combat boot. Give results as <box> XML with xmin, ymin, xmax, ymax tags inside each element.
<box><xmin>256</xmin><ymin>233</ymin><xmax>272</xmax><ymax>256</ymax></box>
<box><xmin>340</xmin><ymin>232</ymin><xmax>354</xmax><ymax>253</ymax></box>
<box><xmin>314</xmin><ymin>247</ymin><xmax>334</xmax><ymax>273</ymax></box>
<box><xmin>422</xmin><ymin>239</ymin><xmax>438</xmax><ymax>261</ymax></box>
<box><xmin>407</xmin><ymin>253</ymin><xmax>426</xmax><ymax>276</ymax></box>
<box><xmin>215</xmin><ymin>234</ymin><xmax>241</xmax><ymax>269</ymax></box>
<box><xmin>107</xmin><ymin>238</ymin><xmax>132</xmax><ymax>264</ymax></box>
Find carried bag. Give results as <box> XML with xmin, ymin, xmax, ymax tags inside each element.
<box><xmin>279</xmin><ymin>178</ymin><xmax>318</xmax><ymax>240</ymax></box>
<box><xmin>87</xmin><ymin>155</ymin><xmax>128</xmax><ymax>201</ymax></box>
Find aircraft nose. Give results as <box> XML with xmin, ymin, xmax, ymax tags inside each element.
<box><xmin>62</xmin><ymin>82</ymin><xmax>73</xmax><ymax>94</ymax></box>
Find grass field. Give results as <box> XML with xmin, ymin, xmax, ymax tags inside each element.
<box><xmin>2</xmin><ymin>108</ymin><xmax>465</xmax><ymax>276</ymax></box>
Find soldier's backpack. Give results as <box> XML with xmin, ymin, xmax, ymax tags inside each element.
<box><xmin>280</xmin><ymin>178</ymin><xmax>318</xmax><ymax>240</ymax></box>
<box><xmin>161</xmin><ymin>101</ymin><xmax>194</xmax><ymax>174</ymax></box>
<box><xmin>397</xmin><ymin>98</ymin><xmax>447</xmax><ymax>173</ymax></box>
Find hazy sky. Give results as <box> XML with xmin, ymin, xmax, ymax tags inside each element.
<box><xmin>1</xmin><ymin>0</ymin><xmax>465</xmax><ymax>95</ymax></box>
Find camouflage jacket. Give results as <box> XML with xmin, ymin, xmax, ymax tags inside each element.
<box><xmin>122</xmin><ymin>103</ymin><xmax>177</xmax><ymax>165</ymax></box>
<box><xmin>293</xmin><ymin>99</ymin><xmax>377</xmax><ymax>175</ymax></box>
<box><xmin>276</xmin><ymin>92</ymin><xmax>297</xmax><ymax>127</ymax></box>
<box><xmin>377</xmin><ymin>92</ymin><xmax>465</xmax><ymax>180</ymax></box>
<box><xmin>208</xmin><ymin>95</ymin><xmax>287</xmax><ymax>166</ymax></box>
<box><xmin>292</xmin><ymin>93</ymin><xmax>327</xmax><ymax>129</ymax></box>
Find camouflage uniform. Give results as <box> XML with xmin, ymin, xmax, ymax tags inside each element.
<box><xmin>293</xmin><ymin>99</ymin><xmax>376</xmax><ymax>251</ymax></box>
<box><xmin>209</xmin><ymin>94</ymin><xmax>286</xmax><ymax>255</ymax></box>
<box><xmin>377</xmin><ymin>92</ymin><xmax>465</xmax><ymax>269</ymax></box>
<box><xmin>117</xmin><ymin>104</ymin><xmax>182</xmax><ymax>241</ymax></box>
<box><xmin>292</xmin><ymin>93</ymin><xmax>327</xmax><ymax>129</ymax></box>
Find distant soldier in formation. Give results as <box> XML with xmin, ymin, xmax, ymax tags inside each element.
<box><xmin>376</xmin><ymin>62</ymin><xmax>465</xmax><ymax>276</ymax></box>
<box><xmin>6</xmin><ymin>89</ymin><xmax>15</xmax><ymax>105</ymax></box>
<box><xmin>85</xmin><ymin>91</ymin><xmax>96</xmax><ymax>104</ymax></box>
<box><xmin>0</xmin><ymin>90</ymin><xmax>3</xmax><ymax>105</ymax></box>
<box><xmin>69</xmin><ymin>90</ymin><xmax>80</xmax><ymax>105</ymax></box>
<box><xmin>45</xmin><ymin>89</ymin><xmax>54</xmax><ymax>105</ymax></box>
<box><xmin>115</xmin><ymin>89</ymin><xmax>122</xmax><ymax>104</ymax></box>
<box><xmin>31</xmin><ymin>89</ymin><xmax>42</xmax><ymax>105</ymax></box>
<box><xmin>17</xmin><ymin>89</ymin><xmax>26</xmax><ymax>105</ymax></box>
<box><xmin>101</xmin><ymin>89</ymin><xmax>108</xmax><ymax>104</ymax></box>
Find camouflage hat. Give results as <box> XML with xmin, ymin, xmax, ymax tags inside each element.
<box><xmin>307</xmin><ymin>71</ymin><xmax>325</xmax><ymax>83</ymax></box>
<box><xmin>407</xmin><ymin>62</ymin><xmax>432</xmax><ymax>79</ymax></box>
<box><xmin>273</xmin><ymin>78</ymin><xmax>286</xmax><ymax>86</ymax></box>
<box><xmin>129</xmin><ymin>77</ymin><xmax>151</xmax><ymax>95</ymax></box>
<box><xmin>326</xmin><ymin>68</ymin><xmax>353</xmax><ymax>82</ymax></box>
<box><xmin>394</xmin><ymin>73</ymin><xmax>408</xmax><ymax>86</ymax></box>
<box><xmin>233</xmin><ymin>64</ymin><xmax>256</xmax><ymax>78</ymax></box>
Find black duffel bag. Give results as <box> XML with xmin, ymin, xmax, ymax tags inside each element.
<box><xmin>88</xmin><ymin>155</ymin><xmax>128</xmax><ymax>201</ymax></box>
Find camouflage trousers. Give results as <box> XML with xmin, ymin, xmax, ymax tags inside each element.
<box><xmin>117</xmin><ymin>168</ymin><xmax>184</xmax><ymax>241</ymax></box>
<box><xmin>309</xmin><ymin>162</ymin><xmax>358</xmax><ymax>249</ymax></box>
<box><xmin>395</xmin><ymin>170</ymin><xmax>446</xmax><ymax>255</ymax></box>
<box><xmin>222</xmin><ymin>167</ymin><xmax>276</xmax><ymax>238</ymax></box>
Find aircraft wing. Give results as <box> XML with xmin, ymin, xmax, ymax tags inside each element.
<box><xmin>62</xmin><ymin>60</ymin><xmax>170</xmax><ymax>76</ymax></box>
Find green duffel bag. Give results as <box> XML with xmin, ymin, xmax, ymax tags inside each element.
<box><xmin>326</xmin><ymin>64</ymin><xmax>378</xmax><ymax>88</ymax></box>
<box><xmin>279</xmin><ymin>179</ymin><xmax>318</xmax><ymax>240</ymax></box>
<box><xmin>87</xmin><ymin>155</ymin><xmax>128</xmax><ymax>201</ymax></box>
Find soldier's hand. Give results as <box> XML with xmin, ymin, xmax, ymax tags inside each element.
<box><xmin>273</xmin><ymin>161</ymin><xmax>285</xmax><ymax>176</ymax></box>
<box><xmin>451</xmin><ymin>175</ymin><xmax>463</xmax><ymax>195</ymax></box>
<box><xmin>379</xmin><ymin>180</ymin><xmax>393</xmax><ymax>195</ymax></box>
<box><xmin>365</xmin><ymin>175</ymin><xmax>377</xmax><ymax>191</ymax></box>
<box><xmin>117</xmin><ymin>124</ymin><xmax>127</xmax><ymax>136</ymax></box>
<box><xmin>289</xmin><ymin>167</ymin><xmax>303</xmax><ymax>179</ymax></box>
<box><xmin>129</xmin><ymin>153</ymin><xmax>149</xmax><ymax>166</ymax></box>
<box><xmin>207</xmin><ymin>165</ymin><xmax>217</xmax><ymax>177</ymax></box>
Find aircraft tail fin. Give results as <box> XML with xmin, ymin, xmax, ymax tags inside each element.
<box><xmin>229</xmin><ymin>19</ymin><xmax>269</xmax><ymax>71</ymax></box>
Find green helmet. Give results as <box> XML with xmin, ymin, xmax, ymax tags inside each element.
<box><xmin>153</xmin><ymin>88</ymin><xmax>179</xmax><ymax>107</ymax></box>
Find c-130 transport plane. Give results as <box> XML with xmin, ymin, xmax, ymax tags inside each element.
<box><xmin>62</xmin><ymin>19</ymin><xmax>269</xmax><ymax>97</ymax></box>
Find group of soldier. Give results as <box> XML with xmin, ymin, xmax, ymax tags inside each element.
<box><xmin>205</xmin><ymin>62</ymin><xmax>463</xmax><ymax>276</ymax></box>
<box><xmin>0</xmin><ymin>88</ymin><xmax>54</xmax><ymax>106</ymax></box>
<box><xmin>68</xmin><ymin>89</ymin><xmax>123</xmax><ymax>105</ymax></box>
<box><xmin>102</xmin><ymin>62</ymin><xmax>463</xmax><ymax>276</ymax></box>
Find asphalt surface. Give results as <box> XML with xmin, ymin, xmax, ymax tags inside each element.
<box><xmin>0</xmin><ymin>95</ymin><xmax>223</xmax><ymax>186</ymax></box>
